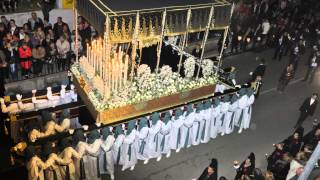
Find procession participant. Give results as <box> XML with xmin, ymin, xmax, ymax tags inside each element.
<box><xmin>82</xmin><ymin>129</ymin><xmax>103</xmax><ymax>180</ymax></box>
<box><xmin>250</xmin><ymin>75</ymin><xmax>263</xmax><ymax>98</ymax></box>
<box><xmin>136</xmin><ymin>117</ymin><xmax>150</xmax><ymax>164</ymax></box>
<box><xmin>201</xmin><ymin>100</ymin><xmax>213</xmax><ymax>144</ymax></box>
<box><xmin>159</xmin><ymin>111</ymin><xmax>173</xmax><ymax>158</ymax></box>
<box><xmin>236</xmin><ymin>88</ymin><xmax>249</xmax><ymax>134</ymax></box>
<box><xmin>226</xmin><ymin>94</ymin><xmax>239</xmax><ymax>135</ymax></box>
<box><xmin>192</xmin><ymin>102</ymin><xmax>205</xmax><ymax>146</ymax></box>
<box><xmin>99</xmin><ymin>127</ymin><xmax>115</xmax><ymax>180</ymax></box>
<box><xmin>243</xmin><ymin>88</ymin><xmax>255</xmax><ymax>130</ymax></box>
<box><xmin>210</xmin><ymin>98</ymin><xmax>221</xmax><ymax>139</ymax></box>
<box><xmin>58</xmin><ymin>138</ymin><xmax>81</xmax><ymax>180</ymax></box>
<box><xmin>43</xmin><ymin>143</ymin><xmax>69</xmax><ymax>180</ymax></box>
<box><xmin>218</xmin><ymin>95</ymin><xmax>231</xmax><ymax>136</ymax></box>
<box><xmin>181</xmin><ymin>104</ymin><xmax>195</xmax><ymax>149</ymax></box>
<box><xmin>26</xmin><ymin>145</ymin><xmax>47</xmax><ymax>180</ymax></box>
<box><xmin>169</xmin><ymin>108</ymin><xmax>185</xmax><ymax>153</ymax></box>
<box><xmin>112</xmin><ymin>125</ymin><xmax>125</xmax><ymax>165</ymax></box>
<box><xmin>145</xmin><ymin>112</ymin><xmax>163</xmax><ymax>161</ymax></box>
<box><xmin>120</xmin><ymin>120</ymin><xmax>138</xmax><ymax>171</ymax></box>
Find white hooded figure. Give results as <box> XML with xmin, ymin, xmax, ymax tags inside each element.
<box><xmin>60</xmin><ymin>84</ymin><xmax>73</xmax><ymax>104</ymax></box>
<box><xmin>192</xmin><ymin>102</ymin><xmax>205</xmax><ymax>146</ymax></box>
<box><xmin>210</xmin><ymin>98</ymin><xmax>221</xmax><ymax>139</ymax></box>
<box><xmin>237</xmin><ymin>88</ymin><xmax>249</xmax><ymax>134</ymax></box>
<box><xmin>32</xmin><ymin>90</ymin><xmax>49</xmax><ymax>110</ymax></box>
<box><xmin>181</xmin><ymin>104</ymin><xmax>195</xmax><ymax>149</ymax></box>
<box><xmin>136</xmin><ymin>117</ymin><xmax>150</xmax><ymax>164</ymax></box>
<box><xmin>145</xmin><ymin>112</ymin><xmax>163</xmax><ymax>161</ymax></box>
<box><xmin>225</xmin><ymin>94</ymin><xmax>239</xmax><ymax>135</ymax></box>
<box><xmin>69</xmin><ymin>84</ymin><xmax>78</xmax><ymax>102</ymax></box>
<box><xmin>218</xmin><ymin>95</ymin><xmax>231</xmax><ymax>136</ymax></box>
<box><xmin>47</xmin><ymin>87</ymin><xmax>60</xmax><ymax>108</ymax></box>
<box><xmin>243</xmin><ymin>88</ymin><xmax>255</xmax><ymax>130</ymax></box>
<box><xmin>200</xmin><ymin>100</ymin><xmax>212</xmax><ymax>144</ymax></box>
<box><xmin>112</xmin><ymin>125</ymin><xmax>125</xmax><ymax>165</ymax></box>
<box><xmin>120</xmin><ymin>120</ymin><xmax>138</xmax><ymax>171</ymax></box>
<box><xmin>169</xmin><ymin>108</ymin><xmax>185</xmax><ymax>153</ymax></box>
<box><xmin>99</xmin><ymin>127</ymin><xmax>115</xmax><ymax>180</ymax></box>
<box><xmin>81</xmin><ymin>129</ymin><xmax>103</xmax><ymax>180</ymax></box>
<box><xmin>215</xmin><ymin>83</ymin><xmax>226</xmax><ymax>94</ymax></box>
<box><xmin>16</xmin><ymin>94</ymin><xmax>34</xmax><ymax>112</ymax></box>
<box><xmin>159</xmin><ymin>111</ymin><xmax>172</xmax><ymax>158</ymax></box>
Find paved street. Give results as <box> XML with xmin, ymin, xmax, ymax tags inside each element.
<box><xmin>112</xmin><ymin>47</ymin><xmax>320</xmax><ymax>179</ymax></box>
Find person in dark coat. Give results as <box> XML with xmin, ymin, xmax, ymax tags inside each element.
<box><xmin>267</xmin><ymin>143</ymin><xmax>285</xmax><ymax>171</ymax></box>
<box><xmin>283</xmin><ymin>127</ymin><xmax>304</xmax><ymax>157</ymax></box>
<box><xmin>277</xmin><ymin>64</ymin><xmax>294</xmax><ymax>93</ymax></box>
<box><xmin>294</xmin><ymin>93</ymin><xmax>318</xmax><ymax>129</ymax></box>
<box><xmin>192</xmin><ymin>44</ymin><xmax>202</xmax><ymax>58</ymax></box>
<box><xmin>198</xmin><ymin>158</ymin><xmax>218</xmax><ymax>180</ymax></box>
<box><xmin>234</xmin><ymin>153</ymin><xmax>255</xmax><ymax>180</ymax></box>
<box><xmin>251</xmin><ymin>57</ymin><xmax>266</xmax><ymax>81</ymax></box>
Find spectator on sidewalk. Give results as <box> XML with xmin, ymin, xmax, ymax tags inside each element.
<box><xmin>32</xmin><ymin>45</ymin><xmax>46</xmax><ymax>76</ymax></box>
<box><xmin>277</xmin><ymin>64</ymin><xmax>294</xmax><ymax>93</ymax></box>
<box><xmin>198</xmin><ymin>158</ymin><xmax>218</xmax><ymax>180</ymax></box>
<box><xmin>8</xmin><ymin>19</ymin><xmax>19</xmax><ymax>37</ymax></box>
<box><xmin>273</xmin><ymin>32</ymin><xmax>289</xmax><ymax>61</ymax></box>
<box><xmin>294</xmin><ymin>93</ymin><xmax>318</xmax><ymax>129</ymax></box>
<box><xmin>56</xmin><ymin>35</ymin><xmax>70</xmax><ymax>71</ymax></box>
<box><xmin>18</xmin><ymin>42</ymin><xmax>32</xmax><ymax>78</ymax></box>
<box><xmin>46</xmin><ymin>41</ymin><xmax>56</xmax><ymax>74</ymax></box>
<box><xmin>27</xmin><ymin>12</ymin><xmax>44</xmax><ymax>31</ymax></box>
<box><xmin>3</xmin><ymin>41</ymin><xmax>17</xmax><ymax>81</ymax></box>
<box><xmin>234</xmin><ymin>153</ymin><xmax>255</xmax><ymax>180</ymax></box>
<box><xmin>53</xmin><ymin>17</ymin><xmax>68</xmax><ymax>41</ymax></box>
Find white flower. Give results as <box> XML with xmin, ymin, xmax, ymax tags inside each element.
<box><xmin>184</xmin><ymin>57</ymin><xmax>196</xmax><ymax>78</ymax></box>
<box><xmin>201</xmin><ymin>59</ymin><xmax>214</xmax><ymax>77</ymax></box>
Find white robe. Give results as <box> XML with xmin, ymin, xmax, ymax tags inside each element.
<box><xmin>169</xmin><ymin>114</ymin><xmax>185</xmax><ymax>150</ymax></box>
<box><xmin>243</xmin><ymin>94</ymin><xmax>255</xmax><ymax>129</ymax></box>
<box><xmin>159</xmin><ymin>121</ymin><xmax>172</xmax><ymax>155</ymax></box>
<box><xmin>225</xmin><ymin>100</ymin><xmax>238</xmax><ymax>134</ymax></box>
<box><xmin>181</xmin><ymin>112</ymin><xmax>195</xmax><ymax>148</ymax></box>
<box><xmin>218</xmin><ymin>102</ymin><xmax>230</xmax><ymax>134</ymax></box>
<box><xmin>145</xmin><ymin>120</ymin><xmax>163</xmax><ymax>159</ymax></box>
<box><xmin>120</xmin><ymin>129</ymin><xmax>138</xmax><ymax>171</ymax></box>
<box><xmin>210</xmin><ymin>104</ymin><xmax>221</xmax><ymax>139</ymax></box>
<box><xmin>112</xmin><ymin>134</ymin><xmax>125</xmax><ymax>164</ymax></box>
<box><xmin>136</xmin><ymin>126</ymin><xmax>149</xmax><ymax>161</ymax></box>
<box><xmin>82</xmin><ymin>139</ymin><xmax>103</xmax><ymax>180</ymax></box>
<box><xmin>201</xmin><ymin>107</ymin><xmax>212</xmax><ymax>144</ymax></box>
<box><xmin>192</xmin><ymin>110</ymin><xmax>205</xmax><ymax>146</ymax></box>
<box><xmin>237</xmin><ymin>95</ymin><xmax>249</xmax><ymax>129</ymax></box>
<box><xmin>100</xmin><ymin>135</ymin><xmax>115</xmax><ymax>176</ymax></box>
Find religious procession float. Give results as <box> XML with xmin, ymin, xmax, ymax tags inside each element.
<box><xmin>72</xmin><ymin>0</ymin><xmax>233</xmax><ymax>125</ymax></box>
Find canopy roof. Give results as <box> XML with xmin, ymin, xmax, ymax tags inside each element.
<box><xmin>76</xmin><ymin>0</ymin><xmax>232</xmax><ymax>38</ymax></box>
<box><xmin>96</xmin><ymin>0</ymin><xmax>231</xmax><ymax>14</ymax></box>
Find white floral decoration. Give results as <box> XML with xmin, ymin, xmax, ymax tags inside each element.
<box><xmin>184</xmin><ymin>57</ymin><xmax>196</xmax><ymax>78</ymax></box>
<box><xmin>201</xmin><ymin>59</ymin><xmax>214</xmax><ymax>77</ymax></box>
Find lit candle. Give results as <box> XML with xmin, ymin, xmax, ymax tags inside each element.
<box><xmin>124</xmin><ymin>55</ymin><xmax>128</xmax><ymax>85</ymax></box>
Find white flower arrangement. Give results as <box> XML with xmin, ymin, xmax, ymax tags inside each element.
<box><xmin>184</xmin><ymin>57</ymin><xmax>196</xmax><ymax>78</ymax></box>
<box><xmin>71</xmin><ymin>62</ymin><xmax>218</xmax><ymax>110</ymax></box>
<box><xmin>201</xmin><ymin>59</ymin><xmax>214</xmax><ymax>77</ymax></box>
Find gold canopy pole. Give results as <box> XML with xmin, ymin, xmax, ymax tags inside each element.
<box><xmin>177</xmin><ymin>7</ymin><xmax>192</xmax><ymax>74</ymax></box>
<box><xmin>196</xmin><ymin>5</ymin><xmax>214</xmax><ymax>78</ymax></box>
<box><xmin>216</xmin><ymin>2</ymin><xmax>234</xmax><ymax>76</ymax></box>
<box><xmin>74</xmin><ymin>1</ymin><xmax>79</xmax><ymax>62</ymax></box>
<box><xmin>131</xmin><ymin>11</ymin><xmax>140</xmax><ymax>80</ymax></box>
<box><xmin>155</xmin><ymin>9</ymin><xmax>167</xmax><ymax>73</ymax></box>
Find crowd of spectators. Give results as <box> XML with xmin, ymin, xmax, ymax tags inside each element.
<box><xmin>0</xmin><ymin>12</ymin><xmax>96</xmax><ymax>82</ymax></box>
<box><xmin>221</xmin><ymin>0</ymin><xmax>320</xmax><ymax>56</ymax></box>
